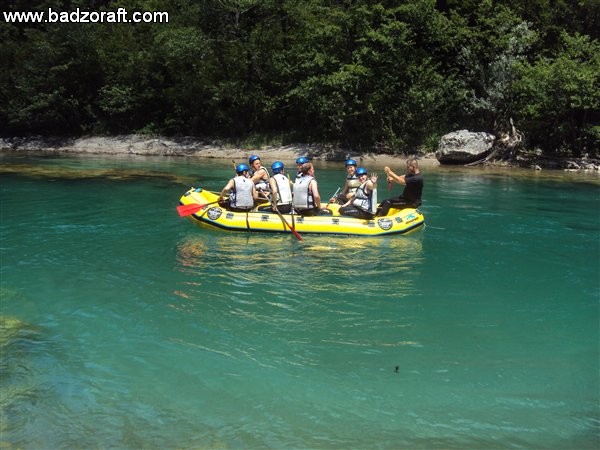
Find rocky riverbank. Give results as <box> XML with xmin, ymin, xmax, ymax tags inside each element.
<box><xmin>1</xmin><ymin>135</ymin><xmax>598</xmax><ymax>173</ymax></box>
<box><xmin>0</xmin><ymin>135</ymin><xmax>437</xmax><ymax>168</ymax></box>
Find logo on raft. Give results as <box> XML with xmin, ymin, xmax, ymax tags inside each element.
<box><xmin>403</xmin><ymin>213</ymin><xmax>418</xmax><ymax>224</ymax></box>
<box><xmin>207</xmin><ymin>207</ymin><xmax>222</xmax><ymax>220</ymax></box>
<box><xmin>377</xmin><ymin>218</ymin><xmax>394</xmax><ymax>230</ymax></box>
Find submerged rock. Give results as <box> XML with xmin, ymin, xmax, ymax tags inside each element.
<box><xmin>0</xmin><ymin>316</ymin><xmax>32</xmax><ymax>347</ymax></box>
<box><xmin>0</xmin><ymin>315</ymin><xmax>42</xmax><ymax>437</ymax></box>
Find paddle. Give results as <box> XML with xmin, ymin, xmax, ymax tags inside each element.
<box><xmin>325</xmin><ymin>187</ymin><xmax>341</xmax><ymax>212</ymax></box>
<box><xmin>371</xmin><ymin>187</ymin><xmax>378</xmax><ymax>214</ymax></box>
<box><xmin>176</xmin><ymin>201</ymin><xmax>219</xmax><ymax>217</ymax></box>
<box><xmin>291</xmin><ymin>206</ymin><xmax>297</xmax><ymax>234</ymax></box>
<box><xmin>275</xmin><ymin>209</ymin><xmax>303</xmax><ymax>241</ymax></box>
<box><xmin>328</xmin><ymin>187</ymin><xmax>341</xmax><ymax>204</ymax></box>
<box><xmin>258</xmin><ymin>190</ymin><xmax>270</xmax><ymax>202</ymax></box>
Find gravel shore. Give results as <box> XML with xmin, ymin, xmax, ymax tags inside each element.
<box><xmin>0</xmin><ymin>135</ymin><xmax>440</xmax><ymax>168</ymax></box>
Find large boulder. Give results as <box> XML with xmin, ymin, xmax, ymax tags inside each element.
<box><xmin>436</xmin><ymin>130</ymin><xmax>495</xmax><ymax>164</ymax></box>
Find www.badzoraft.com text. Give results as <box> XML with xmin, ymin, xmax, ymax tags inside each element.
<box><xmin>2</xmin><ymin>8</ymin><xmax>169</xmax><ymax>24</ymax></box>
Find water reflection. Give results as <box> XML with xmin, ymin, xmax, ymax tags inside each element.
<box><xmin>174</xmin><ymin>231</ymin><xmax>424</xmax><ymax>290</ymax></box>
<box><xmin>170</xmin><ymin>230</ymin><xmax>426</xmax><ymax>372</ymax></box>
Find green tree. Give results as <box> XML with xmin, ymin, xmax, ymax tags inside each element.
<box><xmin>283</xmin><ymin>1</ymin><xmax>461</xmax><ymax>151</ymax></box>
<box><xmin>0</xmin><ymin>23</ymin><xmax>101</xmax><ymax>134</ymax></box>
<box><xmin>513</xmin><ymin>32</ymin><xmax>600</xmax><ymax>156</ymax></box>
<box><xmin>1</xmin><ymin>0</ymin><xmax>597</xmax><ymax>158</ymax></box>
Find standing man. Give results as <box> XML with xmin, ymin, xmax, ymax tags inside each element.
<box><xmin>376</xmin><ymin>157</ymin><xmax>423</xmax><ymax>216</ymax></box>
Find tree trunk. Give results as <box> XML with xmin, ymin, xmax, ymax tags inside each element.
<box><xmin>465</xmin><ymin>118</ymin><xmax>523</xmax><ymax>166</ymax></box>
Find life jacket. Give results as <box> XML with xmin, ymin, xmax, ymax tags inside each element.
<box><xmin>292</xmin><ymin>175</ymin><xmax>315</xmax><ymax>210</ymax></box>
<box><xmin>352</xmin><ymin>181</ymin><xmax>377</xmax><ymax>213</ymax></box>
<box><xmin>252</xmin><ymin>166</ymin><xmax>270</xmax><ymax>192</ymax></box>
<box><xmin>346</xmin><ymin>174</ymin><xmax>360</xmax><ymax>195</ymax></box>
<box><xmin>230</xmin><ymin>176</ymin><xmax>254</xmax><ymax>209</ymax></box>
<box><xmin>272</xmin><ymin>173</ymin><xmax>292</xmax><ymax>206</ymax></box>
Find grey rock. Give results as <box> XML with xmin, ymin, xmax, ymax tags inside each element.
<box><xmin>436</xmin><ymin>130</ymin><xmax>495</xmax><ymax>164</ymax></box>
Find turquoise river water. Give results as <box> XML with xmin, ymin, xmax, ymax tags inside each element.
<box><xmin>1</xmin><ymin>154</ymin><xmax>598</xmax><ymax>449</ymax></box>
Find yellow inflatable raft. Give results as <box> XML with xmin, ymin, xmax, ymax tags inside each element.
<box><xmin>177</xmin><ymin>187</ymin><xmax>424</xmax><ymax>237</ymax></box>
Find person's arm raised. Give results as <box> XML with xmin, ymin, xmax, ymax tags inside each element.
<box><xmin>384</xmin><ymin>167</ymin><xmax>405</xmax><ymax>185</ymax></box>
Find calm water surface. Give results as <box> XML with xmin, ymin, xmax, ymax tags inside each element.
<box><xmin>1</xmin><ymin>155</ymin><xmax>598</xmax><ymax>449</ymax></box>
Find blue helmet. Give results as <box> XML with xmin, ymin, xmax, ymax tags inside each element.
<box><xmin>249</xmin><ymin>155</ymin><xmax>260</xmax><ymax>164</ymax></box>
<box><xmin>236</xmin><ymin>163</ymin><xmax>249</xmax><ymax>174</ymax></box>
<box><xmin>296</xmin><ymin>156</ymin><xmax>309</xmax><ymax>165</ymax></box>
<box><xmin>356</xmin><ymin>167</ymin><xmax>368</xmax><ymax>176</ymax></box>
<box><xmin>271</xmin><ymin>161</ymin><xmax>284</xmax><ymax>173</ymax></box>
<box><xmin>345</xmin><ymin>158</ymin><xmax>357</xmax><ymax>166</ymax></box>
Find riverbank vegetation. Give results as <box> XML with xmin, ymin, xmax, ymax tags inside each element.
<box><xmin>1</xmin><ymin>0</ymin><xmax>598</xmax><ymax>158</ymax></box>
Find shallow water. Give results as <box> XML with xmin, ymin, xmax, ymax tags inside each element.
<box><xmin>1</xmin><ymin>155</ymin><xmax>598</xmax><ymax>449</ymax></box>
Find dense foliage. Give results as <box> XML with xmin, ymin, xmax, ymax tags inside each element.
<box><xmin>1</xmin><ymin>0</ymin><xmax>598</xmax><ymax>156</ymax></box>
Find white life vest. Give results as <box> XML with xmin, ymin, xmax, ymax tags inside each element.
<box><xmin>352</xmin><ymin>181</ymin><xmax>374</xmax><ymax>213</ymax></box>
<box><xmin>231</xmin><ymin>176</ymin><xmax>254</xmax><ymax>209</ymax></box>
<box><xmin>292</xmin><ymin>175</ymin><xmax>315</xmax><ymax>210</ymax></box>
<box><xmin>272</xmin><ymin>173</ymin><xmax>292</xmax><ymax>205</ymax></box>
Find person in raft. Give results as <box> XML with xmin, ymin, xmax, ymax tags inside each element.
<box><xmin>218</xmin><ymin>163</ymin><xmax>260</xmax><ymax>212</ymax></box>
<box><xmin>248</xmin><ymin>154</ymin><xmax>270</xmax><ymax>199</ymax></box>
<box><xmin>339</xmin><ymin>167</ymin><xmax>378</xmax><ymax>219</ymax></box>
<box><xmin>292</xmin><ymin>162</ymin><xmax>329</xmax><ymax>216</ymax></box>
<box><xmin>329</xmin><ymin>158</ymin><xmax>360</xmax><ymax>204</ymax></box>
<box><xmin>294</xmin><ymin>156</ymin><xmax>309</xmax><ymax>182</ymax></box>
<box><xmin>376</xmin><ymin>157</ymin><xmax>423</xmax><ymax>216</ymax></box>
<box><xmin>269</xmin><ymin>161</ymin><xmax>293</xmax><ymax>214</ymax></box>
